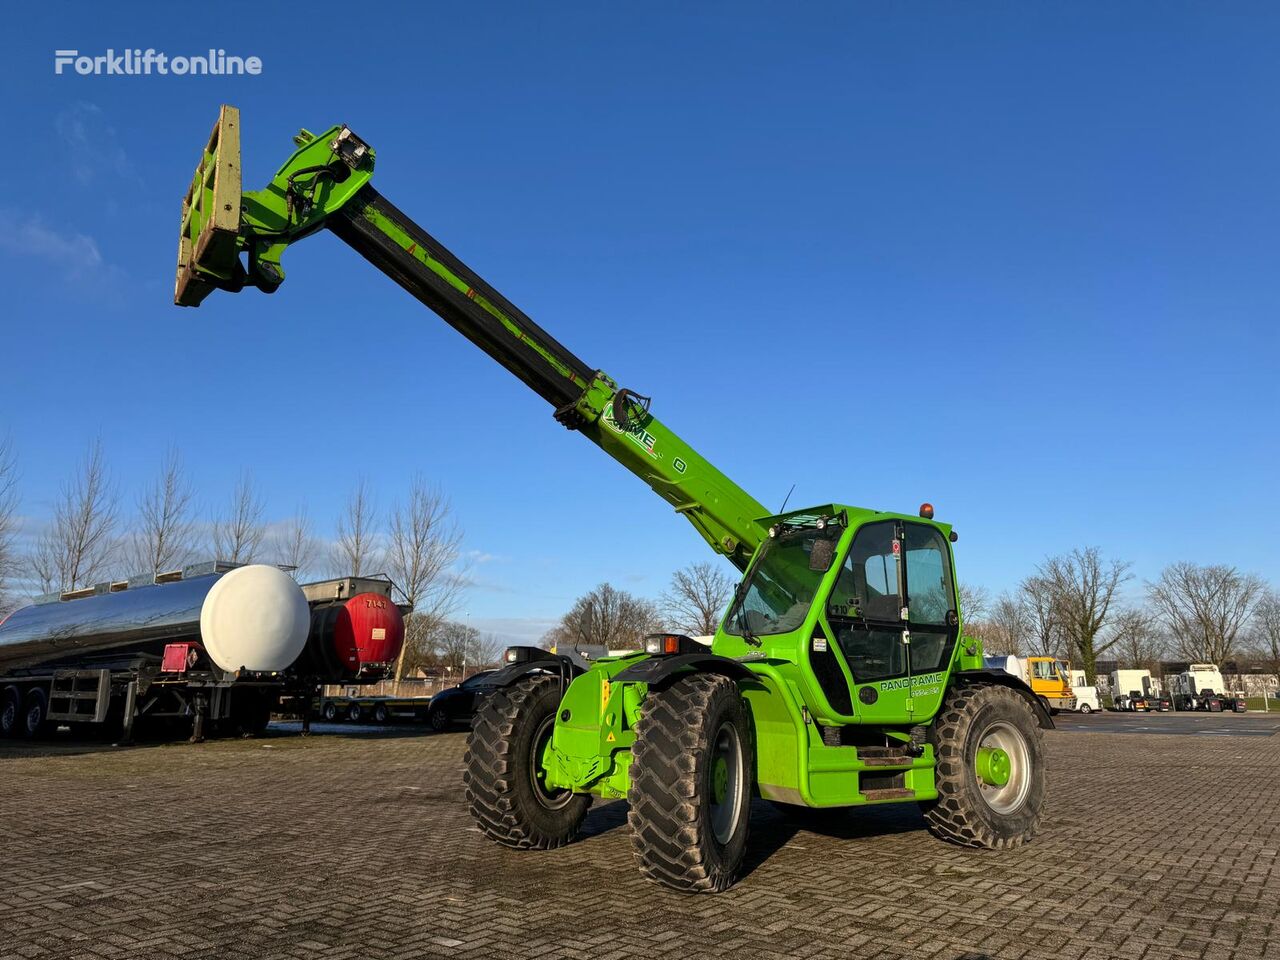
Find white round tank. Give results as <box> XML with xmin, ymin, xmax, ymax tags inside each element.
<box><xmin>199</xmin><ymin>565</ymin><xmax>310</xmax><ymax>672</ymax></box>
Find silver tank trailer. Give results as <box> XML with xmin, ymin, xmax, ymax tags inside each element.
<box><xmin>0</xmin><ymin>564</ymin><xmax>310</xmax><ymax>674</ymax></box>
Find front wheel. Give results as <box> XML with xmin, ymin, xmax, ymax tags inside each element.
<box><xmin>1079</xmin><ymin>703</ymin><xmax>1092</xmax><ymax>715</ymax></box>
<box><xmin>465</xmin><ymin>674</ymin><xmax>590</xmax><ymax>849</ymax></box>
<box><xmin>629</xmin><ymin>673</ymin><xmax>754</xmax><ymax>893</ymax></box>
<box><xmin>921</xmin><ymin>684</ymin><xmax>1045</xmax><ymax>849</ymax></box>
<box><xmin>428</xmin><ymin>706</ymin><xmax>450</xmax><ymax>732</ymax></box>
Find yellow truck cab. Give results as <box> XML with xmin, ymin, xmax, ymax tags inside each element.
<box><xmin>985</xmin><ymin>655</ymin><xmax>1076</xmax><ymax>713</ymax></box>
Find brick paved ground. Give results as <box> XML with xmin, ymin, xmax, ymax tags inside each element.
<box><xmin>1</xmin><ymin>719</ymin><xmax>1277</xmax><ymax>960</ymax></box>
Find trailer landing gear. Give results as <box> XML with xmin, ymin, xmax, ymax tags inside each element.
<box><xmin>190</xmin><ymin>693</ymin><xmax>208</xmax><ymax>744</ymax></box>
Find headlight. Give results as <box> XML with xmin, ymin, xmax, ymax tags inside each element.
<box><xmin>643</xmin><ymin>633</ymin><xmax>702</xmax><ymax>656</ymax></box>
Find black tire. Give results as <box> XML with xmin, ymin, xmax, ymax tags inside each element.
<box><xmin>21</xmin><ymin>688</ymin><xmax>49</xmax><ymax>740</ymax></box>
<box><xmin>465</xmin><ymin>674</ymin><xmax>590</xmax><ymax>849</ymax></box>
<box><xmin>1079</xmin><ymin>703</ymin><xmax>1092</xmax><ymax>715</ymax></box>
<box><xmin>0</xmin><ymin>685</ymin><xmax>21</xmax><ymax>738</ymax></box>
<box><xmin>348</xmin><ymin>703</ymin><xmax>362</xmax><ymax>722</ymax></box>
<box><xmin>628</xmin><ymin>673</ymin><xmax>754</xmax><ymax>893</ymax></box>
<box><xmin>322</xmin><ymin>702</ymin><xmax>338</xmax><ymax>722</ymax></box>
<box><xmin>428</xmin><ymin>706</ymin><xmax>450</xmax><ymax>732</ymax></box>
<box><xmin>921</xmin><ymin>684</ymin><xmax>1045</xmax><ymax>849</ymax></box>
<box><xmin>373</xmin><ymin>704</ymin><xmax>389</xmax><ymax>724</ymax></box>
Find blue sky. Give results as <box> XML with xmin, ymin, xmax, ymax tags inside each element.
<box><xmin>0</xmin><ymin>2</ymin><xmax>1276</xmax><ymax>642</ymax></box>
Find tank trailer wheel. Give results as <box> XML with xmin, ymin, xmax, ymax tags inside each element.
<box><xmin>921</xmin><ymin>683</ymin><xmax>1045</xmax><ymax>849</ymax></box>
<box><xmin>347</xmin><ymin>703</ymin><xmax>362</xmax><ymax>723</ymax></box>
<box><xmin>629</xmin><ymin>673</ymin><xmax>754</xmax><ymax>893</ymax></box>
<box><xmin>21</xmin><ymin>688</ymin><xmax>49</xmax><ymax>740</ymax></box>
<box><xmin>373</xmin><ymin>704</ymin><xmax>389</xmax><ymax>724</ymax></box>
<box><xmin>322</xmin><ymin>702</ymin><xmax>338</xmax><ymax>722</ymax></box>
<box><xmin>0</xmin><ymin>685</ymin><xmax>21</xmax><ymax>738</ymax></box>
<box><xmin>465</xmin><ymin>674</ymin><xmax>591</xmax><ymax>849</ymax></box>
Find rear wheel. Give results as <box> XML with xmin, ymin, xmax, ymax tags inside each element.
<box><xmin>347</xmin><ymin>703</ymin><xmax>362</xmax><ymax>722</ymax></box>
<box><xmin>921</xmin><ymin>684</ymin><xmax>1044</xmax><ymax>849</ymax></box>
<box><xmin>629</xmin><ymin>673</ymin><xmax>754</xmax><ymax>893</ymax></box>
<box><xmin>322</xmin><ymin>701</ymin><xmax>338</xmax><ymax>721</ymax></box>
<box><xmin>1079</xmin><ymin>703</ymin><xmax>1092</xmax><ymax>715</ymax></box>
<box><xmin>21</xmin><ymin>688</ymin><xmax>49</xmax><ymax>740</ymax></box>
<box><xmin>465</xmin><ymin>674</ymin><xmax>590</xmax><ymax>849</ymax></box>
<box><xmin>0</xmin><ymin>685</ymin><xmax>21</xmax><ymax>738</ymax></box>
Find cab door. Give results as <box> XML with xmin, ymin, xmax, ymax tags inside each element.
<box><xmin>821</xmin><ymin>520</ymin><xmax>958</xmax><ymax>724</ymax></box>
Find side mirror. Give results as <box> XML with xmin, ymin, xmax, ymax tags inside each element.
<box><xmin>809</xmin><ymin>538</ymin><xmax>835</xmax><ymax>572</ymax></box>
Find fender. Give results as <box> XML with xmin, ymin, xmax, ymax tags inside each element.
<box><xmin>952</xmin><ymin>668</ymin><xmax>1055</xmax><ymax>729</ymax></box>
<box><xmin>479</xmin><ymin>656</ymin><xmax>583</xmax><ymax>690</ymax></box>
<box><xmin>612</xmin><ymin>652</ymin><xmax>754</xmax><ymax>688</ymax></box>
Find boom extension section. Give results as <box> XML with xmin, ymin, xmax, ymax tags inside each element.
<box><xmin>176</xmin><ymin>106</ymin><xmax>766</xmax><ymax>567</ymax></box>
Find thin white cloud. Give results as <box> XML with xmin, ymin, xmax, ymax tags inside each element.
<box><xmin>55</xmin><ymin>102</ymin><xmax>136</xmax><ymax>187</ymax></box>
<box><xmin>0</xmin><ymin>209</ymin><xmax>126</xmax><ymax>297</ymax></box>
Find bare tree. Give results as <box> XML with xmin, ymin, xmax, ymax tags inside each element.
<box><xmin>545</xmin><ymin>582</ymin><xmax>661</xmax><ymax>652</ymax></box>
<box><xmin>1110</xmin><ymin>607</ymin><xmax>1163</xmax><ymax>670</ymax></box>
<box><xmin>31</xmin><ymin>440</ymin><xmax>119</xmax><ymax>593</ymax></box>
<box><xmin>270</xmin><ymin>508</ymin><xmax>318</xmax><ymax>580</ymax></box>
<box><xmin>385</xmin><ymin>478</ymin><xmax>464</xmax><ymax>681</ymax></box>
<box><xmin>1148</xmin><ymin>562</ymin><xmax>1264</xmax><ymax>666</ymax></box>
<box><xmin>984</xmin><ymin>592</ymin><xmax>1030</xmax><ymax>657</ymax></box>
<box><xmin>1020</xmin><ymin>575</ymin><xmax>1063</xmax><ymax>660</ymax></box>
<box><xmin>0</xmin><ymin>436</ymin><xmax>19</xmax><ymax>612</ymax></box>
<box><xmin>211</xmin><ymin>472</ymin><xmax>266</xmax><ymax>564</ymax></box>
<box><xmin>431</xmin><ymin>620</ymin><xmax>501</xmax><ymax>677</ymax></box>
<box><xmin>127</xmin><ymin>448</ymin><xmax>195</xmax><ymax>578</ymax></box>
<box><xmin>958</xmin><ymin>583</ymin><xmax>990</xmax><ymax>625</ymax></box>
<box><xmin>1038</xmin><ymin>547</ymin><xmax>1131</xmax><ymax>683</ymax></box>
<box><xmin>1249</xmin><ymin>588</ymin><xmax>1280</xmax><ymax>684</ymax></box>
<box><xmin>396</xmin><ymin>611</ymin><xmax>442</xmax><ymax>678</ymax></box>
<box><xmin>334</xmin><ymin>478</ymin><xmax>378</xmax><ymax>576</ymax></box>
<box><xmin>662</xmin><ymin>561</ymin><xmax>734</xmax><ymax>635</ymax></box>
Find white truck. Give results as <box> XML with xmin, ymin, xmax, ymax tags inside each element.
<box><xmin>1109</xmin><ymin>669</ymin><xmax>1156</xmax><ymax>710</ymax></box>
<box><xmin>1068</xmin><ymin>669</ymin><xmax>1102</xmax><ymax>714</ymax></box>
<box><xmin>1167</xmin><ymin>663</ymin><xmax>1244</xmax><ymax>712</ymax></box>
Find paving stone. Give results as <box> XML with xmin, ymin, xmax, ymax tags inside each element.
<box><xmin>0</xmin><ymin>724</ymin><xmax>1276</xmax><ymax>959</ymax></box>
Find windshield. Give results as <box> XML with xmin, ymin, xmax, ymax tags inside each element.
<box><xmin>724</xmin><ymin>526</ymin><xmax>839</xmax><ymax>638</ymax></box>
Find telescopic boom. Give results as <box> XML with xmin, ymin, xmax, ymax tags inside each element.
<box><xmin>175</xmin><ymin>107</ymin><xmax>767</xmax><ymax>568</ymax></box>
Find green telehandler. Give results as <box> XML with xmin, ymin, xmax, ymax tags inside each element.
<box><xmin>176</xmin><ymin>106</ymin><xmax>1049</xmax><ymax>893</ymax></box>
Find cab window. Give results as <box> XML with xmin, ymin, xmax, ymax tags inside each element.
<box><xmin>827</xmin><ymin>521</ymin><xmax>900</xmax><ymax>623</ymax></box>
<box><xmin>902</xmin><ymin>523</ymin><xmax>953</xmax><ymax>626</ymax></box>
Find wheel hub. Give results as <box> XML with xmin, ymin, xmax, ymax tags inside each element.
<box><xmin>976</xmin><ymin>746</ymin><xmax>1011</xmax><ymax>787</ymax></box>
<box><xmin>712</xmin><ymin>756</ymin><xmax>729</xmax><ymax>803</ymax></box>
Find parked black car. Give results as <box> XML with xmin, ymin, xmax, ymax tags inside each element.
<box><xmin>426</xmin><ymin>671</ymin><xmax>497</xmax><ymax>731</ymax></box>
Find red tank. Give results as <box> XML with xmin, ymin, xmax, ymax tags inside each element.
<box><xmin>302</xmin><ymin>592</ymin><xmax>405</xmax><ymax>680</ymax></box>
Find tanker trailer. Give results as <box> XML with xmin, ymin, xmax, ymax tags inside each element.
<box><xmin>0</xmin><ymin>563</ymin><xmax>310</xmax><ymax>741</ymax></box>
<box><xmin>294</xmin><ymin>576</ymin><xmax>406</xmax><ymax>682</ymax></box>
<box><xmin>294</xmin><ymin>577</ymin><xmax>421</xmax><ymax>725</ymax></box>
